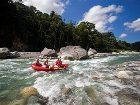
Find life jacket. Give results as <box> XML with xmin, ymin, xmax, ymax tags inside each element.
<box><xmin>56</xmin><ymin>60</ymin><xmax>62</xmax><ymax>67</ymax></box>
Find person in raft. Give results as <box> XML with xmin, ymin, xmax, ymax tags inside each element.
<box><xmin>36</xmin><ymin>59</ymin><xmax>42</xmax><ymax>66</ymax></box>
<box><xmin>42</xmin><ymin>58</ymin><xmax>49</xmax><ymax>68</ymax></box>
<box><xmin>55</xmin><ymin>58</ymin><xmax>62</xmax><ymax>67</ymax></box>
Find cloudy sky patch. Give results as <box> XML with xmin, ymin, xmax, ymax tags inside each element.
<box><xmin>22</xmin><ymin>0</ymin><xmax>69</xmax><ymax>15</ymax></box>
<box><xmin>124</xmin><ymin>18</ymin><xmax>140</xmax><ymax>32</ymax></box>
<box><xmin>119</xmin><ymin>33</ymin><xmax>127</xmax><ymax>38</ymax></box>
<box><xmin>80</xmin><ymin>5</ymin><xmax>123</xmax><ymax>32</ymax></box>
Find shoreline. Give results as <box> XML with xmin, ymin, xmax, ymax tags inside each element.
<box><xmin>18</xmin><ymin>52</ymin><xmax>40</xmax><ymax>59</ymax></box>
<box><xmin>1</xmin><ymin>47</ymin><xmax>140</xmax><ymax>59</ymax></box>
<box><xmin>17</xmin><ymin>51</ymin><xmax>140</xmax><ymax>59</ymax></box>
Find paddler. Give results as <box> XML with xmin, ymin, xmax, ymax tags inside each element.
<box><xmin>36</xmin><ymin>59</ymin><xmax>42</xmax><ymax>66</ymax></box>
<box><xmin>55</xmin><ymin>57</ymin><xmax>62</xmax><ymax>67</ymax></box>
<box><xmin>42</xmin><ymin>58</ymin><xmax>49</xmax><ymax>68</ymax></box>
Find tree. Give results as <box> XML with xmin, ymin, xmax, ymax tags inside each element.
<box><xmin>0</xmin><ymin>1</ymin><xmax>134</xmax><ymax>52</ymax></box>
<box><xmin>0</xmin><ymin>0</ymin><xmax>15</xmax><ymax>48</ymax></box>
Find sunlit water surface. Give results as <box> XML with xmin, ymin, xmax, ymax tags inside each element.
<box><xmin>0</xmin><ymin>55</ymin><xmax>140</xmax><ymax>105</ymax></box>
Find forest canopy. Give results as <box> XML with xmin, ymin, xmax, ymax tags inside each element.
<box><xmin>0</xmin><ymin>0</ymin><xmax>139</xmax><ymax>52</ymax></box>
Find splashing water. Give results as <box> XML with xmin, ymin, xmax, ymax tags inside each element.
<box><xmin>0</xmin><ymin>55</ymin><xmax>140</xmax><ymax>105</ymax></box>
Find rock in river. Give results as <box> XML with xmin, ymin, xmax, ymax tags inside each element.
<box><xmin>0</xmin><ymin>47</ymin><xmax>10</xmax><ymax>59</ymax></box>
<box><xmin>20</xmin><ymin>86</ymin><xmax>38</xmax><ymax>98</ymax></box>
<box><xmin>59</xmin><ymin>46</ymin><xmax>88</xmax><ymax>60</ymax></box>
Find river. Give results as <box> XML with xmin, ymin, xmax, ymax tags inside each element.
<box><xmin>0</xmin><ymin>55</ymin><xmax>140</xmax><ymax>105</ymax></box>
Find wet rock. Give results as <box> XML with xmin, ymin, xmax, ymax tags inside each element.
<box><xmin>41</xmin><ymin>47</ymin><xmax>57</xmax><ymax>57</ymax></box>
<box><xmin>59</xmin><ymin>53</ymin><xmax>75</xmax><ymax>60</ymax></box>
<box><xmin>88</xmin><ymin>48</ymin><xmax>97</xmax><ymax>58</ymax></box>
<box><xmin>20</xmin><ymin>86</ymin><xmax>38</xmax><ymax>98</ymax></box>
<box><xmin>115</xmin><ymin>70</ymin><xmax>134</xmax><ymax>85</ymax></box>
<box><xmin>116</xmin><ymin>71</ymin><xmax>133</xmax><ymax>79</ymax></box>
<box><xmin>62</xmin><ymin>85</ymin><xmax>72</xmax><ymax>95</ymax></box>
<box><xmin>92</xmin><ymin>76</ymin><xmax>100</xmax><ymax>80</ymax></box>
<box><xmin>20</xmin><ymin>87</ymin><xmax>49</xmax><ymax>105</ymax></box>
<box><xmin>37</xmin><ymin>95</ymin><xmax>49</xmax><ymax>105</ymax></box>
<box><xmin>59</xmin><ymin>46</ymin><xmax>88</xmax><ymax>60</ymax></box>
<box><xmin>84</xmin><ymin>85</ymin><xmax>101</xmax><ymax>105</ymax></box>
<box><xmin>0</xmin><ymin>47</ymin><xmax>10</xmax><ymax>59</ymax></box>
<box><xmin>115</xmin><ymin>88</ymin><xmax>140</xmax><ymax>105</ymax></box>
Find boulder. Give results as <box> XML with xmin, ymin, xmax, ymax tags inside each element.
<box><xmin>9</xmin><ymin>51</ymin><xmax>20</xmax><ymax>58</ymax></box>
<box><xmin>0</xmin><ymin>47</ymin><xmax>10</xmax><ymax>59</ymax></box>
<box><xmin>116</xmin><ymin>71</ymin><xmax>133</xmax><ymax>79</ymax></box>
<box><xmin>88</xmin><ymin>48</ymin><xmax>97</xmax><ymax>58</ymax></box>
<box><xmin>41</xmin><ymin>48</ymin><xmax>57</xmax><ymax>57</ymax></box>
<box><xmin>84</xmin><ymin>85</ymin><xmax>101</xmax><ymax>105</ymax></box>
<box><xmin>59</xmin><ymin>53</ymin><xmax>75</xmax><ymax>60</ymax></box>
<box><xmin>20</xmin><ymin>86</ymin><xmax>38</xmax><ymax>98</ymax></box>
<box><xmin>92</xmin><ymin>76</ymin><xmax>100</xmax><ymax>80</ymax></box>
<box><xmin>37</xmin><ymin>95</ymin><xmax>49</xmax><ymax>105</ymax></box>
<box><xmin>59</xmin><ymin>46</ymin><xmax>88</xmax><ymax>60</ymax></box>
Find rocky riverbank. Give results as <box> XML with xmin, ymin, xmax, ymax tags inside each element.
<box><xmin>0</xmin><ymin>46</ymin><xmax>140</xmax><ymax>60</ymax></box>
<box><xmin>18</xmin><ymin>52</ymin><xmax>40</xmax><ymax>59</ymax></box>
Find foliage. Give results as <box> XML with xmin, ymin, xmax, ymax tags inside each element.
<box><xmin>131</xmin><ymin>41</ymin><xmax>140</xmax><ymax>51</ymax></box>
<box><xmin>0</xmin><ymin>1</ymin><xmax>137</xmax><ymax>52</ymax></box>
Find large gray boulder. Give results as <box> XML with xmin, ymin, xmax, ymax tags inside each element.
<box><xmin>0</xmin><ymin>47</ymin><xmax>10</xmax><ymax>59</ymax></box>
<box><xmin>59</xmin><ymin>53</ymin><xmax>75</xmax><ymax>60</ymax></box>
<box><xmin>41</xmin><ymin>48</ymin><xmax>57</xmax><ymax>57</ymax></box>
<box><xmin>59</xmin><ymin>46</ymin><xmax>88</xmax><ymax>60</ymax></box>
<box><xmin>88</xmin><ymin>48</ymin><xmax>97</xmax><ymax>58</ymax></box>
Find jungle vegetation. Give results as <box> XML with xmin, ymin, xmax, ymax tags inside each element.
<box><xmin>0</xmin><ymin>0</ymin><xmax>139</xmax><ymax>52</ymax></box>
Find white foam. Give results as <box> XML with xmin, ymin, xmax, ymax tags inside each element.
<box><xmin>75</xmin><ymin>78</ymin><xmax>92</xmax><ymax>87</ymax></box>
<box><xmin>104</xmin><ymin>96</ymin><xmax>118</xmax><ymax>105</ymax></box>
<box><xmin>75</xmin><ymin>80</ymin><xmax>85</xmax><ymax>87</ymax></box>
<box><xmin>33</xmin><ymin>78</ymin><xmax>63</xmax><ymax>99</ymax></box>
<box><xmin>21</xmin><ymin>67</ymin><xmax>32</xmax><ymax>72</ymax></box>
<box><xmin>106</xmin><ymin>80</ymin><xmax>124</xmax><ymax>89</ymax></box>
<box><xmin>100</xmin><ymin>84</ymin><xmax>115</xmax><ymax>95</ymax></box>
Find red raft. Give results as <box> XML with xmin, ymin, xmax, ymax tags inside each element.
<box><xmin>31</xmin><ymin>64</ymin><xmax>69</xmax><ymax>72</ymax></box>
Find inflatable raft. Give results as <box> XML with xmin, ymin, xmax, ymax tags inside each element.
<box><xmin>31</xmin><ymin>64</ymin><xmax>69</xmax><ymax>72</ymax></box>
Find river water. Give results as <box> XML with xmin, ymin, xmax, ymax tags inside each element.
<box><xmin>0</xmin><ymin>55</ymin><xmax>140</xmax><ymax>105</ymax></box>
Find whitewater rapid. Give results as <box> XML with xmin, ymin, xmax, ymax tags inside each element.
<box><xmin>0</xmin><ymin>55</ymin><xmax>140</xmax><ymax>105</ymax></box>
